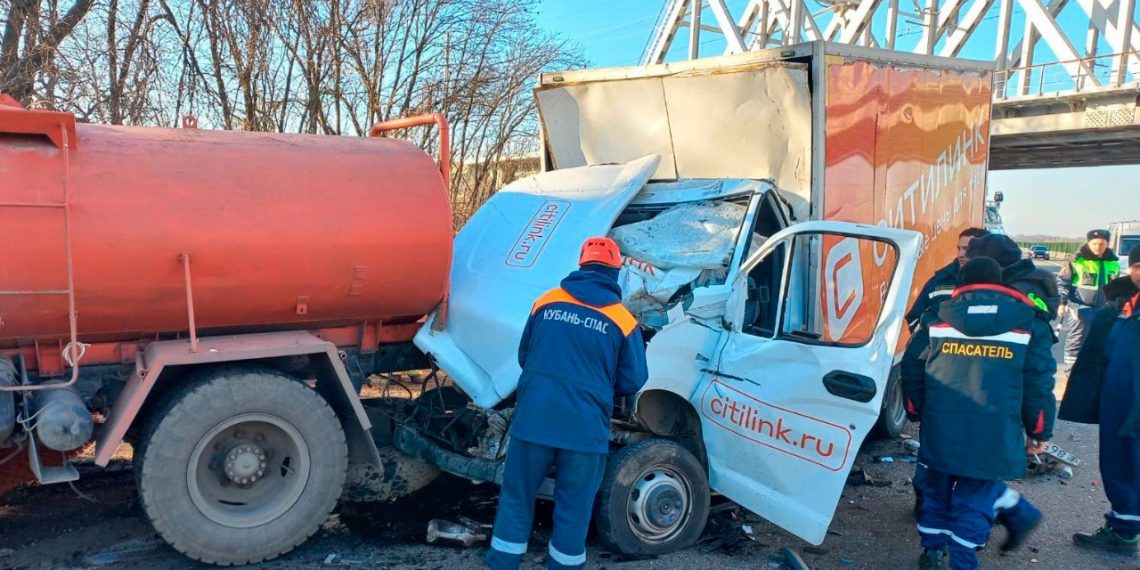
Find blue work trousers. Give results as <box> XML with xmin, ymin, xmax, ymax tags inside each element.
<box><xmin>485</xmin><ymin>438</ymin><xmax>606</xmax><ymax>570</ymax></box>
<box><xmin>1101</xmin><ymin>361</ymin><xmax>1140</xmax><ymax>539</ymax></box>
<box><xmin>917</xmin><ymin>467</ymin><xmax>1040</xmax><ymax>570</ymax></box>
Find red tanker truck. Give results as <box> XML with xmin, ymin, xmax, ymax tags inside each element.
<box><xmin>1</xmin><ymin>43</ymin><xmax>992</xmax><ymax>564</ymax></box>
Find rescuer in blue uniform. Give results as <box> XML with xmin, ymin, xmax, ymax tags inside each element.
<box><xmin>1061</xmin><ymin>243</ymin><xmax>1140</xmax><ymax>556</ymax></box>
<box><xmin>906</xmin><ymin>231</ymin><xmax>1055</xmax><ymax>519</ymax></box>
<box><xmin>902</xmin><ymin>257</ymin><xmax>1056</xmax><ymax>570</ymax></box>
<box><xmin>906</xmin><ymin>227</ymin><xmax>986</xmax><ymax>518</ymax></box>
<box><xmin>486</xmin><ymin>237</ymin><xmax>648</xmax><ymax>570</ymax></box>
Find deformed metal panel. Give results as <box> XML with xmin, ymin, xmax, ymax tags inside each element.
<box><xmin>536</xmin><ymin>61</ymin><xmax>812</xmax><ymax>205</ymax></box>
<box><xmin>537</xmin><ymin>79</ymin><xmax>678</xmax><ymax>179</ymax></box>
<box><xmin>661</xmin><ymin>67</ymin><xmax>812</xmax><ymax>203</ymax></box>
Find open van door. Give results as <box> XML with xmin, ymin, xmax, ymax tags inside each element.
<box><xmin>692</xmin><ymin>221</ymin><xmax>921</xmax><ymax>544</ymax></box>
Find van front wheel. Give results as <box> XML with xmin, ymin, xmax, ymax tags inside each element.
<box><xmin>595</xmin><ymin>439</ymin><xmax>709</xmax><ymax>556</ymax></box>
<box><xmin>873</xmin><ymin>366</ymin><xmax>906</xmax><ymax>439</ymax></box>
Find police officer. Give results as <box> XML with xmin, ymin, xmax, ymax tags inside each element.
<box><xmin>486</xmin><ymin>237</ymin><xmax>648</xmax><ymax>570</ymax></box>
<box><xmin>1058</xmin><ymin>229</ymin><xmax>1121</xmax><ymax>371</ymax></box>
<box><xmin>905</xmin><ymin>227</ymin><xmax>989</xmax><ymax>333</ymax></box>
<box><xmin>902</xmin><ymin>257</ymin><xmax>1056</xmax><ymax>570</ymax></box>
<box><xmin>1060</xmin><ymin>243</ymin><xmax>1140</xmax><ymax>556</ymax></box>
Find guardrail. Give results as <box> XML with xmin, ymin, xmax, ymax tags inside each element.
<box><xmin>995</xmin><ymin>50</ymin><xmax>1140</xmax><ymax>100</ymax></box>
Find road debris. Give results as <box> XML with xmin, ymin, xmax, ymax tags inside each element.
<box><xmin>698</xmin><ymin>501</ymin><xmax>767</xmax><ymax>554</ymax></box>
<box><xmin>873</xmin><ymin>455</ymin><xmax>917</xmax><ymax>464</ymax></box>
<box><xmin>425</xmin><ymin>516</ymin><xmax>490</xmax><ymax>547</ymax></box>
<box><xmin>81</xmin><ymin>538</ymin><xmax>166</xmax><ymax>566</ymax></box>
<box><xmin>781</xmin><ymin>547</ymin><xmax>811</xmax><ymax>570</ymax></box>
<box><xmin>801</xmin><ymin>545</ymin><xmax>829</xmax><ymax>555</ymax></box>
<box><xmin>848</xmin><ymin>468</ymin><xmax>892</xmax><ymax>487</ymax></box>
<box><xmin>322</xmin><ymin>554</ymin><xmax>366</xmax><ymax>565</ymax></box>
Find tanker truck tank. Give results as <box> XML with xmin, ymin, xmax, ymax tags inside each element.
<box><xmin>0</xmin><ymin>102</ymin><xmax>453</xmax><ymax>353</ymax></box>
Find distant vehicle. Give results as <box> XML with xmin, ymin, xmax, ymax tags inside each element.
<box><xmin>1107</xmin><ymin>220</ymin><xmax>1139</xmax><ymax>272</ymax></box>
<box><xmin>984</xmin><ymin>190</ymin><xmax>1005</xmax><ymax>234</ymax></box>
<box><xmin>1030</xmin><ymin>245</ymin><xmax>1050</xmax><ymax>260</ymax></box>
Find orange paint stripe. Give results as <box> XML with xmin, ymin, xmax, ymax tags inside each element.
<box><xmin>531</xmin><ymin>288</ymin><xmax>638</xmax><ymax>336</ymax></box>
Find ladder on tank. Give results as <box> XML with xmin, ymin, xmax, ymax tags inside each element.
<box><xmin>0</xmin><ymin>98</ymin><xmax>83</xmax><ymax>484</ymax></box>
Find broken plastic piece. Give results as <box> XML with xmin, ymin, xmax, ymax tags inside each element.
<box><xmin>426</xmin><ymin>517</ymin><xmax>489</xmax><ymax>547</ymax></box>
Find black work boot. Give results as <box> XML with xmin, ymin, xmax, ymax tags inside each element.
<box><xmin>917</xmin><ymin>549</ymin><xmax>948</xmax><ymax>570</ymax></box>
<box><xmin>998</xmin><ymin>502</ymin><xmax>1043</xmax><ymax>552</ymax></box>
<box><xmin>1073</xmin><ymin>525</ymin><xmax>1140</xmax><ymax>555</ymax></box>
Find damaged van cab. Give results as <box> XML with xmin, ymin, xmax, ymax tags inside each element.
<box><xmin>380</xmin><ymin>42</ymin><xmax>990</xmax><ymax>556</ymax></box>
<box><xmin>401</xmin><ymin>153</ymin><xmax>920</xmax><ymax>554</ymax></box>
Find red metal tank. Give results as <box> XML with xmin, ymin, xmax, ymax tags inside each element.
<box><xmin>0</xmin><ymin>103</ymin><xmax>452</xmax><ymax>350</ymax></box>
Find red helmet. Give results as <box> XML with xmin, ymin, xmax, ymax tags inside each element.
<box><xmin>579</xmin><ymin>237</ymin><xmax>622</xmax><ymax>269</ymax></box>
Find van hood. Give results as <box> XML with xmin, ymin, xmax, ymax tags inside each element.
<box><xmin>414</xmin><ymin>156</ymin><xmax>660</xmax><ymax>408</ymax></box>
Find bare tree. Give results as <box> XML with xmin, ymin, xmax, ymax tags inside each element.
<box><xmin>1</xmin><ymin>0</ymin><xmax>583</xmax><ymax>224</ymax></box>
<box><xmin>1</xmin><ymin>0</ymin><xmax>97</xmax><ymax>104</ymax></box>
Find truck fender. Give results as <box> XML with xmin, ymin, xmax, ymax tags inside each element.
<box><xmin>93</xmin><ymin>331</ymin><xmax>381</xmax><ymax>469</ymax></box>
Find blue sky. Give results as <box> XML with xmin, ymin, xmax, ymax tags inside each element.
<box><xmin>535</xmin><ymin>0</ymin><xmax>1138</xmax><ymax>238</ymax></box>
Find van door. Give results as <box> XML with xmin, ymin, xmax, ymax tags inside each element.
<box><xmin>691</xmin><ymin>221</ymin><xmax>921</xmax><ymax>544</ymax></box>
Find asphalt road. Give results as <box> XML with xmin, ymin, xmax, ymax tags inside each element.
<box><xmin>2</xmin><ymin>261</ymin><xmax>1136</xmax><ymax>570</ymax></box>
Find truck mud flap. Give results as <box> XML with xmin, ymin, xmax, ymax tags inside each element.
<box><xmin>393</xmin><ymin>424</ymin><xmax>504</xmax><ymax>485</ymax></box>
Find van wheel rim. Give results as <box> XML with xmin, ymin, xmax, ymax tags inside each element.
<box><xmin>627</xmin><ymin>466</ymin><xmax>692</xmax><ymax>543</ymax></box>
<box><xmin>187</xmin><ymin>413</ymin><xmax>310</xmax><ymax>528</ymax></box>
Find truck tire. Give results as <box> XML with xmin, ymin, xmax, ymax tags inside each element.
<box><xmin>135</xmin><ymin>366</ymin><xmax>347</xmax><ymax>566</ymax></box>
<box><xmin>873</xmin><ymin>366</ymin><xmax>906</xmax><ymax>439</ymax></box>
<box><xmin>595</xmin><ymin>439</ymin><xmax>709</xmax><ymax>556</ymax></box>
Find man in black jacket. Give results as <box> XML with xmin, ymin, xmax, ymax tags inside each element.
<box><xmin>965</xmin><ymin>234</ymin><xmax>1061</xmax><ymax>320</ymax></box>
<box><xmin>1060</xmin><ymin>243</ymin><xmax>1140</xmax><ymax>555</ymax></box>
<box><xmin>906</xmin><ymin>227</ymin><xmax>989</xmax><ymax>333</ymax></box>
<box><xmin>902</xmin><ymin>257</ymin><xmax>1056</xmax><ymax>570</ymax></box>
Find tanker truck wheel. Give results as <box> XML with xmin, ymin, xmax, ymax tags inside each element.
<box><xmin>595</xmin><ymin>439</ymin><xmax>710</xmax><ymax>556</ymax></box>
<box><xmin>135</xmin><ymin>366</ymin><xmax>347</xmax><ymax>565</ymax></box>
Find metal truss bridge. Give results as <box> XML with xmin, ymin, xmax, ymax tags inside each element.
<box><xmin>644</xmin><ymin>0</ymin><xmax>1140</xmax><ymax>169</ymax></box>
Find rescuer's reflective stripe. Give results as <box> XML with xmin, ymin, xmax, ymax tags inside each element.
<box><xmin>928</xmin><ymin>324</ymin><xmax>1031</xmax><ymax>345</ymax></box>
<box><xmin>491</xmin><ymin>536</ymin><xmax>527</xmax><ymax>555</ymax></box>
<box><xmin>531</xmin><ymin>287</ymin><xmax>638</xmax><ymax>336</ymax></box>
